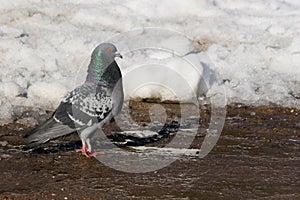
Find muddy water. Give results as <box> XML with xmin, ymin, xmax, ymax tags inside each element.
<box><xmin>0</xmin><ymin>102</ymin><xmax>299</xmax><ymax>199</ymax></box>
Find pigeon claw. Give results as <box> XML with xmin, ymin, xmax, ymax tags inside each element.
<box><xmin>86</xmin><ymin>151</ymin><xmax>105</xmax><ymax>157</ymax></box>
<box><xmin>76</xmin><ymin>144</ymin><xmax>104</xmax><ymax>158</ymax></box>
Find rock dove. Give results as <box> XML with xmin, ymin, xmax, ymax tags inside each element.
<box><xmin>26</xmin><ymin>43</ymin><xmax>123</xmax><ymax>157</ymax></box>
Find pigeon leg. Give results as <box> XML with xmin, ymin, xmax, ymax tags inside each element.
<box><xmin>86</xmin><ymin>138</ymin><xmax>105</xmax><ymax>157</ymax></box>
<box><xmin>76</xmin><ymin>139</ymin><xmax>104</xmax><ymax>157</ymax></box>
<box><xmin>76</xmin><ymin>142</ymin><xmax>91</xmax><ymax>157</ymax></box>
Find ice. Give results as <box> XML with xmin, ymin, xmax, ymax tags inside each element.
<box><xmin>124</xmin><ymin>0</ymin><xmax>221</xmax><ymax>18</ymax></box>
<box><xmin>0</xmin><ymin>0</ymin><xmax>300</xmax><ymax>123</ymax></box>
<box><xmin>0</xmin><ymin>102</ymin><xmax>13</xmax><ymax>125</ymax></box>
<box><xmin>120</xmin><ymin>48</ymin><xmax>203</xmax><ymax>102</ymax></box>
<box><xmin>27</xmin><ymin>81</ymin><xmax>68</xmax><ymax>109</ymax></box>
<box><xmin>0</xmin><ymin>82</ymin><xmax>23</xmax><ymax>99</ymax></box>
<box><xmin>267</xmin><ymin>24</ymin><xmax>287</xmax><ymax>35</ymax></box>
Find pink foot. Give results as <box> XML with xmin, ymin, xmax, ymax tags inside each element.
<box><xmin>87</xmin><ymin>151</ymin><xmax>105</xmax><ymax>157</ymax></box>
<box><xmin>76</xmin><ymin>144</ymin><xmax>104</xmax><ymax>158</ymax></box>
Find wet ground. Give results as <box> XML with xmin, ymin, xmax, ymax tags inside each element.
<box><xmin>0</xmin><ymin>101</ymin><xmax>299</xmax><ymax>199</ymax></box>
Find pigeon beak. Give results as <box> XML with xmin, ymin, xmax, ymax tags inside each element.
<box><xmin>115</xmin><ymin>52</ymin><xmax>123</xmax><ymax>59</ymax></box>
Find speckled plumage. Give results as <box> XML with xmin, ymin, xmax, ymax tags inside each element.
<box><xmin>54</xmin><ymin>82</ymin><xmax>113</xmax><ymax>128</ymax></box>
<box><xmin>26</xmin><ymin>43</ymin><xmax>123</xmax><ymax>157</ymax></box>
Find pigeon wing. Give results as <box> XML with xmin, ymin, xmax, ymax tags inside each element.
<box><xmin>54</xmin><ymin>83</ymin><xmax>113</xmax><ymax>129</ymax></box>
<box><xmin>26</xmin><ymin>83</ymin><xmax>113</xmax><ymax>147</ymax></box>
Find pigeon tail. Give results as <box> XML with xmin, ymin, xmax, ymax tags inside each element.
<box><xmin>25</xmin><ymin>118</ymin><xmax>75</xmax><ymax>148</ymax></box>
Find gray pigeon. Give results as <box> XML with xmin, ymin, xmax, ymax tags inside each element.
<box><xmin>26</xmin><ymin>43</ymin><xmax>124</xmax><ymax>157</ymax></box>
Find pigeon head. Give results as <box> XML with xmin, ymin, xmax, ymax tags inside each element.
<box><xmin>87</xmin><ymin>43</ymin><xmax>122</xmax><ymax>83</ymax></box>
<box><xmin>91</xmin><ymin>43</ymin><xmax>122</xmax><ymax>64</ymax></box>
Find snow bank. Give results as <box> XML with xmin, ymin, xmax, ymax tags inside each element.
<box><xmin>0</xmin><ymin>0</ymin><xmax>300</xmax><ymax>123</ymax></box>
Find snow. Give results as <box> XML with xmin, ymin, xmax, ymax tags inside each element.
<box><xmin>0</xmin><ymin>0</ymin><xmax>300</xmax><ymax>123</ymax></box>
<box><xmin>27</xmin><ymin>81</ymin><xmax>68</xmax><ymax>109</ymax></box>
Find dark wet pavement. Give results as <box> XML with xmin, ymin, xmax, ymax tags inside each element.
<box><xmin>0</xmin><ymin>102</ymin><xmax>299</xmax><ymax>199</ymax></box>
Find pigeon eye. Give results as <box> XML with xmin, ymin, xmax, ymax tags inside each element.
<box><xmin>107</xmin><ymin>48</ymin><xmax>112</xmax><ymax>53</ymax></box>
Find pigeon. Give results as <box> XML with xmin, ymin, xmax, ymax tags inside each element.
<box><xmin>26</xmin><ymin>43</ymin><xmax>124</xmax><ymax>157</ymax></box>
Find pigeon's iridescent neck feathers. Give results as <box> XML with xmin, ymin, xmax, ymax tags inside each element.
<box><xmin>86</xmin><ymin>43</ymin><xmax>121</xmax><ymax>85</ymax></box>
